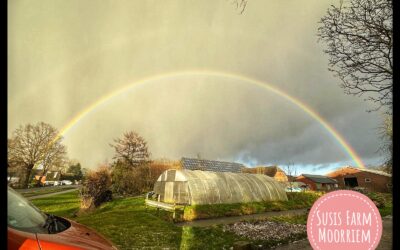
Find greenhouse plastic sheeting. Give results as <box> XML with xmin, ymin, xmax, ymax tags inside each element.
<box><xmin>153</xmin><ymin>169</ymin><xmax>288</xmax><ymax>205</ymax></box>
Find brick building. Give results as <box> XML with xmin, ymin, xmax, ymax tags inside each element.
<box><xmin>326</xmin><ymin>166</ymin><xmax>392</xmax><ymax>193</ymax></box>
<box><xmin>296</xmin><ymin>174</ymin><xmax>338</xmax><ymax>191</ymax></box>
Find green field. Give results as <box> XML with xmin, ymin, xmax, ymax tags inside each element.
<box><xmin>31</xmin><ymin>191</ymin><xmax>309</xmax><ymax>249</ymax></box>
<box><xmin>30</xmin><ymin>191</ymin><xmax>391</xmax><ymax>249</ymax></box>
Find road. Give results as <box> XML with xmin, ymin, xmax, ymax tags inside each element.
<box><xmin>15</xmin><ymin>185</ymin><xmax>81</xmax><ymax>193</ymax></box>
<box><xmin>27</xmin><ymin>188</ymin><xmax>79</xmax><ymax>200</ymax></box>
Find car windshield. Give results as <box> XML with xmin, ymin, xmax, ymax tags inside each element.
<box><xmin>7</xmin><ymin>187</ymin><xmax>49</xmax><ymax>233</ymax></box>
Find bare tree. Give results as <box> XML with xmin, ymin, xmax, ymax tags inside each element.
<box><xmin>8</xmin><ymin>122</ymin><xmax>67</xmax><ymax>188</ymax></box>
<box><xmin>110</xmin><ymin>131</ymin><xmax>150</xmax><ymax>168</ymax></box>
<box><xmin>36</xmin><ymin>142</ymin><xmax>67</xmax><ymax>186</ymax></box>
<box><xmin>317</xmin><ymin>0</ymin><xmax>392</xmax><ymax>112</ymax></box>
<box><xmin>283</xmin><ymin>162</ymin><xmax>298</xmax><ymax>191</ymax></box>
<box><xmin>7</xmin><ymin>151</ymin><xmax>25</xmax><ymax>185</ymax></box>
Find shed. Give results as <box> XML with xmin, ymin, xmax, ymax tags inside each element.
<box><xmin>153</xmin><ymin>169</ymin><xmax>288</xmax><ymax>205</ymax></box>
<box><xmin>297</xmin><ymin>174</ymin><xmax>338</xmax><ymax>191</ymax></box>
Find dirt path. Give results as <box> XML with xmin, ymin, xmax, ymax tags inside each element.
<box><xmin>175</xmin><ymin>208</ymin><xmax>308</xmax><ymax>227</ymax></box>
<box><xmin>273</xmin><ymin>216</ymin><xmax>392</xmax><ymax>250</ymax></box>
<box><xmin>27</xmin><ymin>188</ymin><xmax>79</xmax><ymax>200</ymax></box>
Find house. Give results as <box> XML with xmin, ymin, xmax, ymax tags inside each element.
<box><xmin>242</xmin><ymin>166</ymin><xmax>288</xmax><ymax>182</ymax></box>
<box><xmin>326</xmin><ymin>166</ymin><xmax>392</xmax><ymax>193</ymax></box>
<box><xmin>180</xmin><ymin>157</ymin><xmax>245</xmax><ymax>173</ymax></box>
<box><xmin>33</xmin><ymin>168</ymin><xmax>61</xmax><ymax>184</ymax></box>
<box><xmin>297</xmin><ymin>174</ymin><xmax>338</xmax><ymax>191</ymax></box>
<box><xmin>7</xmin><ymin>166</ymin><xmax>23</xmax><ymax>183</ymax></box>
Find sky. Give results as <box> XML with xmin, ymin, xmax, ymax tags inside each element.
<box><xmin>8</xmin><ymin>0</ymin><xmax>386</xmax><ymax>175</ymax></box>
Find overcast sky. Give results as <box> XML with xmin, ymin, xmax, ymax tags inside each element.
<box><xmin>8</xmin><ymin>0</ymin><xmax>386</xmax><ymax>174</ymax></box>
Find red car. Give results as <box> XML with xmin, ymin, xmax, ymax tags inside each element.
<box><xmin>7</xmin><ymin>187</ymin><xmax>118</xmax><ymax>250</ymax></box>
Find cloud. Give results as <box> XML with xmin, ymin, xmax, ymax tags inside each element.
<box><xmin>8</xmin><ymin>0</ymin><xmax>386</xmax><ymax>169</ymax></box>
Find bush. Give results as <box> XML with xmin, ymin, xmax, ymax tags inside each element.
<box><xmin>286</xmin><ymin>191</ymin><xmax>324</xmax><ymax>207</ymax></box>
<box><xmin>110</xmin><ymin>162</ymin><xmax>135</xmax><ymax>195</ymax></box>
<box><xmin>80</xmin><ymin>165</ymin><xmax>112</xmax><ymax>211</ymax></box>
<box><xmin>111</xmin><ymin>161</ymin><xmax>179</xmax><ymax>196</ymax></box>
<box><xmin>365</xmin><ymin>192</ymin><xmax>388</xmax><ymax>209</ymax></box>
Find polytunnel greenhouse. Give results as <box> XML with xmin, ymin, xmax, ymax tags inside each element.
<box><xmin>153</xmin><ymin>169</ymin><xmax>288</xmax><ymax>205</ymax></box>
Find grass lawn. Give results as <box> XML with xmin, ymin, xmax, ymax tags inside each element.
<box><xmin>30</xmin><ymin>190</ymin><xmax>392</xmax><ymax>249</ymax></box>
<box><xmin>18</xmin><ymin>186</ymin><xmax>77</xmax><ymax>198</ymax></box>
<box><xmin>30</xmin><ymin>190</ymin><xmax>82</xmax><ymax>217</ymax></box>
<box><xmin>31</xmin><ymin>191</ymin><xmax>244</xmax><ymax>249</ymax></box>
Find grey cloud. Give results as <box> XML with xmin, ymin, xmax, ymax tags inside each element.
<box><xmin>8</xmin><ymin>0</ymin><xmax>386</xmax><ymax>169</ymax></box>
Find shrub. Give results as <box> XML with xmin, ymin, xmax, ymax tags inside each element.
<box><xmin>111</xmin><ymin>160</ymin><xmax>180</xmax><ymax>196</ymax></box>
<box><xmin>286</xmin><ymin>191</ymin><xmax>323</xmax><ymax>207</ymax></box>
<box><xmin>365</xmin><ymin>192</ymin><xmax>388</xmax><ymax>209</ymax></box>
<box><xmin>111</xmin><ymin>161</ymin><xmax>136</xmax><ymax>195</ymax></box>
<box><xmin>80</xmin><ymin>165</ymin><xmax>112</xmax><ymax>211</ymax></box>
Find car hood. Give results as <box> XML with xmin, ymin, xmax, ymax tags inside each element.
<box><xmin>36</xmin><ymin>219</ymin><xmax>117</xmax><ymax>250</ymax></box>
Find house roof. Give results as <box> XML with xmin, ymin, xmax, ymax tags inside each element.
<box><xmin>340</xmin><ymin>166</ymin><xmax>392</xmax><ymax>177</ymax></box>
<box><xmin>181</xmin><ymin>157</ymin><xmax>244</xmax><ymax>173</ymax></box>
<box><xmin>300</xmin><ymin>174</ymin><xmax>338</xmax><ymax>184</ymax></box>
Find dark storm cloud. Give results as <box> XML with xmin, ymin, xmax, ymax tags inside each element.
<box><xmin>8</xmin><ymin>0</ymin><xmax>385</xmax><ymax>169</ymax></box>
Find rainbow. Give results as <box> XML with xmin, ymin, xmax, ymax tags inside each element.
<box><xmin>53</xmin><ymin>70</ymin><xmax>366</xmax><ymax>169</ymax></box>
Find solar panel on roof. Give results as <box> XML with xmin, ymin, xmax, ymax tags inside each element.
<box><xmin>181</xmin><ymin>157</ymin><xmax>244</xmax><ymax>173</ymax></box>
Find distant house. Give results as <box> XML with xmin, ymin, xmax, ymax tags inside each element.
<box><xmin>242</xmin><ymin>166</ymin><xmax>288</xmax><ymax>182</ymax></box>
<box><xmin>45</xmin><ymin>171</ymin><xmax>61</xmax><ymax>181</ymax></box>
<box><xmin>180</xmin><ymin>157</ymin><xmax>245</xmax><ymax>173</ymax></box>
<box><xmin>297</xmin><ymin>174</ymin><xmax>338</xmax><ymax>191</ymax></box>
<box><xmin>32</xmin><ymin>168</ymin><xmax>61</xmax><ymax>184</ymax></box>
<box><xmin>326</xmin><ymin>166</ymin><xmax>392</xmax><ymax>193</ymax></box>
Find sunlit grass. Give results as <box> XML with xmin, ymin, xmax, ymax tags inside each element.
<box><xmin>32</xmin><ymin>191</ymin><xmax>241</xmax><ymax>249</ymax></box>
<box><xmin>31</xmin><ymin>190</ymin><xmax>81</xmax><ymax>218</ymax></box>
<box><xmin>30</xmin><ymin>190</ymin><xmax>392</xmax><ymax>249</ymax></box>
